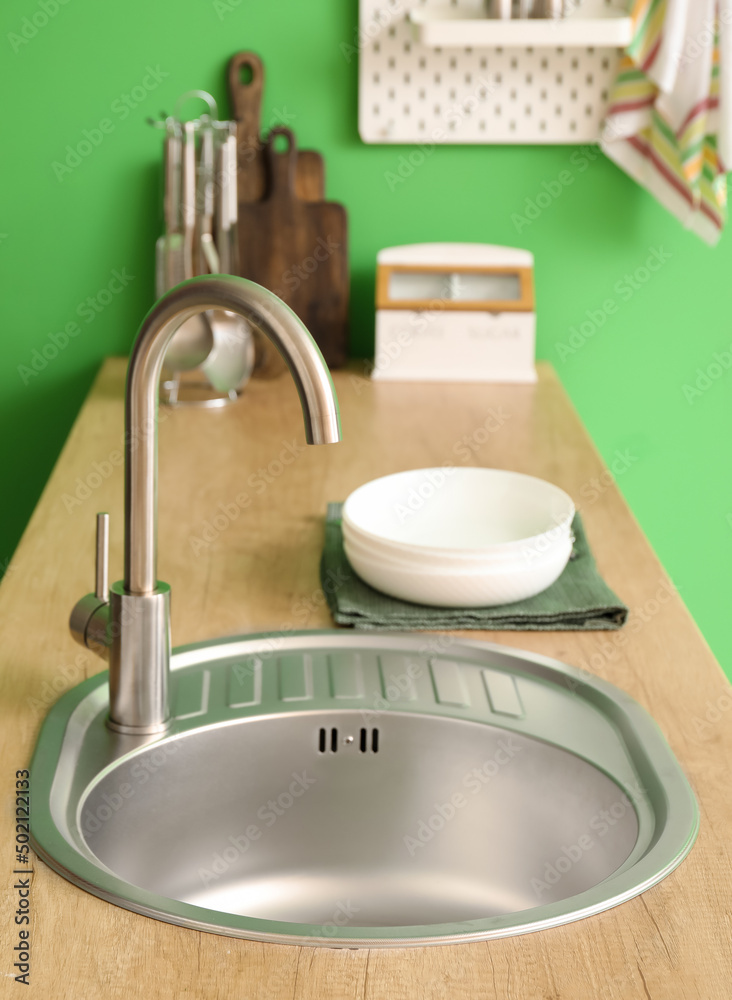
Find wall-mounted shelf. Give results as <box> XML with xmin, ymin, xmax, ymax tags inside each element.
<box><xmin>358</xmin><ymin>0</ymin><xmax>630</xmax><ymax>144</ymax></box>
<box><xmin>409</xmin><ymin>4</ymin><xmax>633</xmax><ymax>48</ymax></box>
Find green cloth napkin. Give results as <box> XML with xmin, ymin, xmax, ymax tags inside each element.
<box><xmin>320</xmin><ymin>504</ymin><xmax>627</xmax><ymax>631</ymax></box>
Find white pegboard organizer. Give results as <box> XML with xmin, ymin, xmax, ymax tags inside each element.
<box><xmin>358</xmin><ymin>0</ymin><xmax>629</xmax><ymax>144</ymax></box>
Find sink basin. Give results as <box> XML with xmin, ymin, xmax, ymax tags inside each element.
<box><xmin>30</xmin><ymin>632</ymin><xmax>698</xmax><ymax>946</ymax></box>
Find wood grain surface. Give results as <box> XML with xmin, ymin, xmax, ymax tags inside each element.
<box><xmin>227</xmin><ymin>51</ymin><xmax>325</xmax><ymax>204</ymax></box>
<box><xmin>227</xmin><ymin>51</ymin><xmax>337</xmax><ymax>379</ymax></box>
<box><xmin>236</xmin><ymin>128</ymin><xmax>349</xmax><ymax>370</ymax></box>
<box><xmin>1</xmin><ymin>359</ymin><xmax>730</xmax><ymax>1000</ymax></box>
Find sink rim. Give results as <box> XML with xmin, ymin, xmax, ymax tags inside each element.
<box><xmin>29</xmin><ymin>630</ymin><xmax>700</xmax><ymax>947</ymax></box>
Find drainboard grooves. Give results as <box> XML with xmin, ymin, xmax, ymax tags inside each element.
<box><xmin>430</xmin><ymin>659</ymin><xmax>470</xmax><ymax>708</ymax></box>
<box><xmin>227</xmin><ymin>657</ymin><xmax>262</xmax><ymax>708</ymax></box>
<box><xmin>379</xmin><ymin>653</ymin><xmax>423</xmax><ymax>703</ymax></box>
<box><xmin>328</xmin><ymin>652</ymin><xmax>365</xmax><ymax>699</ymax></box>
<box><xmin>482</xmin><ymin>668</ymin><xmax>524</xmax><ymax>718</ymax></box>
<box><xmin>279</xmin><ymin>653</ymin><xmax>314</xmax><ymax>702</ymax></box>
<box><xmin>172</xmin><ymin>670</ymin><xmax>211</xmax><ymax>720</ymax></box>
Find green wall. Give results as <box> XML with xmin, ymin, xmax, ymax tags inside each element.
<box><xmin>1</xmin><ymin>0</ymin><xmax>730</xmax><ymax>678</ymax></box>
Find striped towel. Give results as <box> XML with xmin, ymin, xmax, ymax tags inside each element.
<box><xmin>602</xmin><ymin>0</ymin><xmax>732</xmax><ymax>244</ymax></box>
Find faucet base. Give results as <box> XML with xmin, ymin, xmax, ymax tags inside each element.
<box><xmin>106</xmin><ymin>718</ymin><xmax>171</xmax><ymax>736</ymax></box>
<box><xmin>107</xmin><ymin>582</ymin><xmax>172</xmax><ymax>734</ymax></box>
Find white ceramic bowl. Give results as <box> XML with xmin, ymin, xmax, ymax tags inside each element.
<box><xmin>341</xmin><ymin>522</ymin><xmax>571</xmax><ymax>571</ymax></box>
<box><xmin>341</xmin><ymin>468</ymin><xmax>575</xmax><ymax>607</ymax></box>
<box><xmin>342</xmin><ymin>518</ymin><xmax>573</xmax><ymax>571</ymax></box>
<box><xmin>344</xmin><ymin>533</ymin><xmax>573</xmax><ymax>608</ymax></box>
<box><xmin>342</xmin><ymin>468</ymin><xmax>574</xmax><ymax>559</ymax></box>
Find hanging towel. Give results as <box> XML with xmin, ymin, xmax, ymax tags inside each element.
<box><xmin>602</xmin><ymin>0</ymin><xmax>732</xmax><ymax>244</ymax></box>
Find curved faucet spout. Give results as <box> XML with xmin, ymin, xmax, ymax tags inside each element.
<box><xmin>70</xmin><ymin>275</ymin><xmax>341</xmax><ymax>734</ymax></box>
<box><xmin>126</xmin><ymin>275</ymin><xmax>341</xmax><ymax>596</ymax></box>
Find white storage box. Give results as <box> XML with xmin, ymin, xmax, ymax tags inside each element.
<box><xmin>373</xmin><ymin>243</ymin><xmax>537</xmax><ymax>383</ymax></box>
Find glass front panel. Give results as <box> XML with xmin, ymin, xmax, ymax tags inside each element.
<box><xmin>388</xmin><ymin>270</ymin><xmax>522</xmax><ymax>304</ymax></box>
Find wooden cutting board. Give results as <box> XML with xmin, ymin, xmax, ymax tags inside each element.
<box><xmin>227</xmin><ymin>51</ymin><xmax>324</xmax><ymax>203</ymax></box>
<box><xmin>237</xmin><ymin>127</ymin><xmax>349</xmax><ymax>370</ymax></box>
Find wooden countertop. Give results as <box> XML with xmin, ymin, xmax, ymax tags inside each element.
<box><xmin>2</xmin><ymin>358</ymin><xmax>731</xmax><ymax>999</ymax></box>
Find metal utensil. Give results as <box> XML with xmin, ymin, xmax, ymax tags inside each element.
<box><xmin>491</xmin><ymin>0</ymin><xmax>512</xmax><ymax>16</ymax></box>
<box><xmin>202</xmin><ymin>123</ymin><xmax>255</xmax><ymax>395</ymax></box>
<box><xmin>198</xmin><ymin>120</ymin><xmax>218</xmax><ymax>274</ymax></box>
<box><xmin>155</xmin><ymin>124</ymin><xmax>183</xmax><ymax>298</ymax></box>
<box><xmin>541</xmin><ymin>0</ymin><xmax>564</xmax><ymax>17</ymax></box>
<box><xmin>215</xmin><ymin>127</ymin><xmax>239</xmax><ymax>274</ymax></box>
<box><xmin>163</xmin><ymin>120</ymin><xmax>214</xmax><ymax>372</ymax></box>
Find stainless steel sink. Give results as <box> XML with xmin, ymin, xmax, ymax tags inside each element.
<box><xmin>30</xmin><ymin>632</ymin><xmax>698</xmax><ymax>946</ymax></box>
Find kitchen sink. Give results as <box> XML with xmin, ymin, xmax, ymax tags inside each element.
<box><xmin>30</xmin><ymin>632</ymin><xmax>698</xmax><ymax>947</ymax></box>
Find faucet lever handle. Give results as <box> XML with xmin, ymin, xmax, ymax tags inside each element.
<box><xmin>95</xmin><ymin>513</ymin><xmax>110</xmax><ymax>603</ymax></box>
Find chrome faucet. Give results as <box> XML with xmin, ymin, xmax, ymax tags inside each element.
<box><xmin>70</xmin><ymin>275</ymin><xmax>341</xmax><ymax>734</ymax></box>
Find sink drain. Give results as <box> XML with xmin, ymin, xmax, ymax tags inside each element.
<box><xmin>318</xmin><ymin>726</ymin><xmax>379</xmax><ymax>753</ymax></box>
